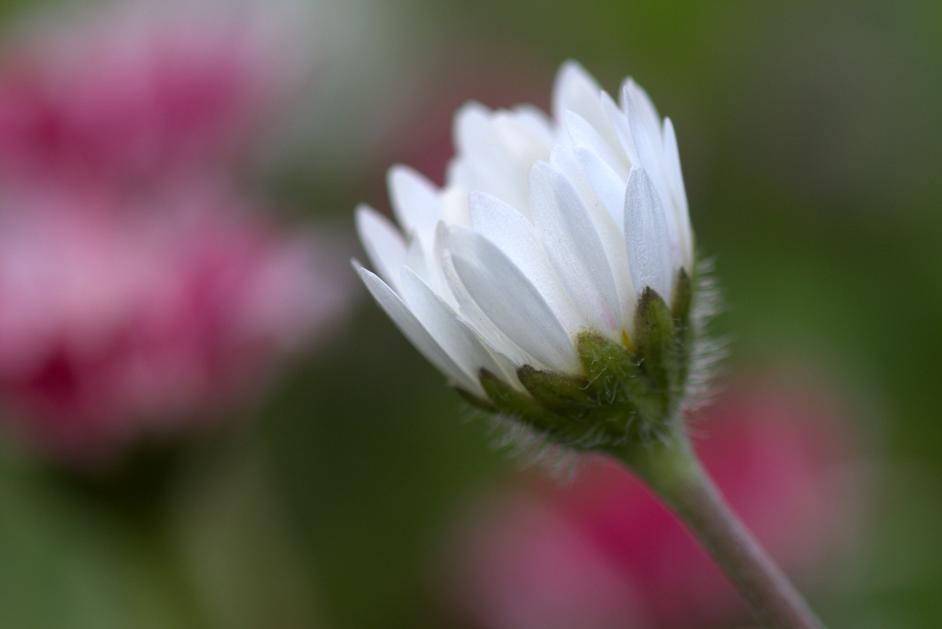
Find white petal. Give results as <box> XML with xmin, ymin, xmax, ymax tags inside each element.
<box><xmin>404</xmin><ymin>236</ymin><xmax>430</xmax><ymax>282</ymax></box>
<box><xmin>388</xmin><ymin>165</ymin><xmax>439</xmax><ymax>235</ymax></box>
<box><xmin>562</xmin><ymin>110</ymin><xmax>628</xmax><ymax>178</ymax></box>
<box><xmin>401</xmin><ymin>218</ymin><xmax>452</xmax><ymax>302</ymax></box>
<box><xmin>443</xmin><ymin>226</ymin><xmax>580</xmax><ymax>373</ymax></box>
<box><xmin>622</xmin><ymin>81</ymin><xmax>664</xmax><ymax>177</ymax></box>
<box><xmin>620</xmin><ymin>79</ymin><xmax>661</xmax><ymax>132</ymax></box>
<box><xmin>436</xmin><ymin>228</ymin><xmax>532</xmax><ymax>369</ymax></box>
<box><xmin>662</xmin><ymin>118</ymin><xmax>688</xmax><ymax>216</ymax></box>
<box><xmin>662</xmin><ymin>117</ymin><xmax>694</xmax><ymax>267</ymax></box>
<box><xmin>622</xmin><ymin>81</ymin><xmax>669</xmax><ymax>198</ymax></box>
<box><xmin>494</xmin><ymin>109</ymin><xmax>554</xmax><ymax>166</ymax></box>
<box><xmin>445</xmin><ymin>158</ymin><xmax>473</xmax><ymax>194</ymax></box>
<box><xmin>624</xmin><ymin>168</ymin><xmax>673</xmax><ymax>302</ymax></box>
<box><xmin>485</xmin><ymin>347</ymin><xmax>526</xmax><ymax>390</ymax></box>
<box><xmin>599</xmin><ymin>89</ymin><xmax>637</xmax><ymax>165</ymax></box>
<box><xmin>550</xmin><ymin>146</ymin><xmax>637</xmax><ymax>323</ymax></box>
<box><xmin>553</xmin><ymin>60</ymin><xmax>604</xmax><ymax>129</ymax></box>
<box><xmin>353</xmin><ymin>262</ymin><xmax>476</xmax><ymax>392</ymax></box>
<box><xmin>355</xmin><ymin>205</ymin><xmax>407</xmax><ymax>291</ymax></box>
<box><xmin>554</xmin><ymin>62</ymin><xmax>625</xmax><ymax>163</ymax></box>
<box><xmin>440</xmin><ymin>186</ymin><xmax>471</xmax><ymax>227</ymax></box>
<box><xmin>451</xmin><ymin>102</ymin><xmax>528</xmax><ymax>209</ymax></box>
<box><xmin>509</xmin><ymin>105</ymin><xmax>555</xmax><ymax>145</ymax></box>
<box><xmin>467</xmin><ymin>191</ymin><xmax>533</xmax><ymax>261</ymax></box>
<box><xmin>623</xmin><ymin>81</ymin><xmax>681</xmax><ymax>261</ymax></box>
<box><xmin>467</xmin><ymin>191</ymin><xmax>581</xmax><ymax>335</ymax></box>
<box><xmin>399</xmin><ymin>267</ymin><xmax>504</xmax><ymax>389</ymax></box>
<box><xmin>529</xmin><ymin>162</ymin><xmax>621</xmax><ymax>337</ymax></box>
<box><xmin>452</xmin><ymin>103</ymin><xmax>503</xmax><ymax>177</ymax></box>
<box><xmin>572</xmin><ymin>145</ymin><xmax>626</xmax><ymax>225</ymax></box>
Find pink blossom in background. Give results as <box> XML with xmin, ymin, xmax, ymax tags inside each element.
<box><xmin>442</xmin><ymin>375</ymin><xmax>864</xmax><ymax>629</ymax></box>
<box><xmin>0</xmin><ymin>186</ymin><xmax>349</xmax><ymax>459</ymax></box>
<box><xmin>443</xmin><ymin>494</ymin><xmax>645</xmax><ymax>629</ymax></box>
<box><xmin>0</xmin><ymin>0</ymin><xmax>309</xmax><ymax>187</ymax></box>
<box><xmin>0</xmin><ymin>0</ymin><xmax>346</xmax><ymax>461</ymax></box>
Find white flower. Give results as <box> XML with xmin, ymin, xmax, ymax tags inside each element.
<box><xmin>354</xmin><ymin>61</ymin><xmax>694</xmax><ymax>399</ymax></box>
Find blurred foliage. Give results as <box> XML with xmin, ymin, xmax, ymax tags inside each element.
<box><xmin>0</xmin><ymin>0</ymin><xmax>940</xmax><ymax>627</ymax></box>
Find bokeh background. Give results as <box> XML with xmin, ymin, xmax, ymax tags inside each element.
<box><xmin>0</xmin><ymin>0</ymin><xmax>940</xmax><ymax>627</ymax></box>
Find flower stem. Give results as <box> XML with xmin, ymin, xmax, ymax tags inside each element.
<box><xmin>619</xmin><ymin>433</ymin><xmax>824</xmax><ymax>629</ymax></box>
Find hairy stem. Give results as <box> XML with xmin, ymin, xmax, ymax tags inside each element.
<box><xmin>618</xmin><ymin>433</ymin><xmax>823</xmax><ymax>629</ymax></box>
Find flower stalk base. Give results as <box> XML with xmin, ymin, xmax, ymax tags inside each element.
<box><xmin>619</xmin><ymin>433</ymin><xmax>824</xmax><ymax>629</ymax></box>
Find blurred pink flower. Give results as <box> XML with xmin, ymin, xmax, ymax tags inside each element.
<box><xmin>442</xmin><ymin>375</ymin><xmax>863</xmax><ymax>629</ymax></box>
<box><xmin>0</xmin><ymin>186</ymin><xmax>348</xmax><ymax>458</ymax></box>
<box><xmin>442</xmin><ymin>494</ymin><xmax>645</xmax><ymax>629</ymax></box>
<box><xmin>0</xmin><ymin>0</ymin><xmax>308</xmax><ymax>187</ymax></box>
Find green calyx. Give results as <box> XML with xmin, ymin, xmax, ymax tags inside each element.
<box><xmin>460</xmin><ymin>269</ymin><xmax>695</xmax><ymax>452</ymax></box>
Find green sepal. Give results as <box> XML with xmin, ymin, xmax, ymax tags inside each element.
<box><xmin>516</xmin><ymin>365</ymin><xmax>635</xmax><ymax>443</ymax></box>
<box><xmin>672</xmin><ymin>269</ymin><xmax>692</xmax><ymax>329</ymax></box>
<box><xmin>517</xmin><ymin>365</ymin><xmax>593</xmax><ymax>418</ymax></box>
<box><xmin>634</xmin><ymin>287</ymin><xmax>678</xmax><ymax>399</ymax></box>
<box><xmin>480</xmin><ymin>369</ymin><xmax>620</xmax><ymax>449</ymax></box>
<box><xmin>479</xmin><ymin>370</ymin><xmax>568</xmax><ymax>437</ymax></box>
<box><xmin>671</xmin><ymin>269</ymin><xmax>694</xmax><ymax>386</ymax></box>
<box><xmin>576</xmin><ymin>331</ymin><xmax>663</xmax><ymax>439</ymax></box>
<box><xmin>576</xmin><ymin>332</ymin><xmax>648</xmax><ymax>406</ymax></box>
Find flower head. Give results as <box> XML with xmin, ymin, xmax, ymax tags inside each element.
<box><xmin>355</xmin><ymin>62</ymin><xmax>701</xmax><ymax>451</ymax></box>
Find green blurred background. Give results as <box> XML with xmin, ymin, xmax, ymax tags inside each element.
<box><xmin>1</xmin><ymin>0</ymin><xmax>941</xmax><ymax>627</ymax></box>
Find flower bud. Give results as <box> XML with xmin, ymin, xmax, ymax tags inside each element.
<box><xmin>355</xmin><ymin>62</ymin><xmax>704</xmax><ymax>453</ymax></box>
